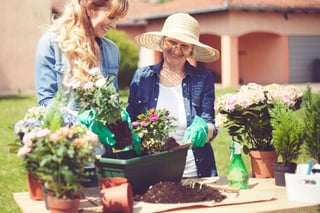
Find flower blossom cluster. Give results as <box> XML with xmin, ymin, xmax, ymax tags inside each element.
<box><xmin>215</xmin><ymin>83</ymin><xmax>303</xmax><ymax>114</ymax></box>
<box><xmin>17</xmin><ymin>125</ymin><xmax>97</xmax><ymax>157</ymax></box>
<box><xmin>132</xmin><ymin>108</ymin><xmax>177</xmax><ymax>153</ymax></box>
<box><xmin>14</xmin><ymin>106</ymin><xmax>79</xmax><ymax>140</ymax></box>
<box><xmin>68</xmin><ymin>67</ymin><xmax>125</xmax><ymax>125</ymax></box>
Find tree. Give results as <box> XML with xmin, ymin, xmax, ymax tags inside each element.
<box><xmin>105</xmin><ymin>29</ymin><xmax>139</xmax><ymax>89</ymax></box>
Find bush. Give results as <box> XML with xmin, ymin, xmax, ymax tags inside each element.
<box><xmin>302</xmin><ymin>84</ymin><xmax>320</xmax><ymax>163</ymax></box>
<box><xmin>105</xmin><ymin>29</ymin><xmax>139</xmax><ymax>89</ymax></box>
<box><xmin>269</xmin><ymin>101</ymin><xmax>304</xmax><ymax>164</ymax></box>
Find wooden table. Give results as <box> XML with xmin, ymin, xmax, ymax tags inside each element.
<box><xmin>14</xmin><ymin>177</ymin><xmax>320</xmax><ymax>213</ymax></box>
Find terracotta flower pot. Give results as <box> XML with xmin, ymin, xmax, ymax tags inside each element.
<box><xmin>27</xmin><ymin>173</ymin><xmax>44</xmax><ymax>200</ymax></box>
<box><xmin>249</xmin><ymin>150</ymin><xmax>278</xmax><ymax>178</ymax></box>
<box><xmin>47</xmin><ymin>195</ymin><xmax>80</xmax><ymax>213</ymax></box>
<box><xmin>99</xmin><ymin>177</ymin><xmax>133</xmax><ymax>213</ymax></box>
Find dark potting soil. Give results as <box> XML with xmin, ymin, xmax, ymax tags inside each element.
<box><xmin>107</xmin><ymin>120</ymin><xmax>133</xmax><ymax>150</ymax></box>
<box><xmin>161</xmin><ymin>137</ymin><xmax>180</xmax><ymax>151</ymax></box>
<box><xmin>134</xmin><ymin>181</ymin><xmax>227</xmax><ymax>204</ymax></box>
<box><xmin>133</xmin><ymin>138</ymin><xmax>226</xmax><ymax>204</ymax></box>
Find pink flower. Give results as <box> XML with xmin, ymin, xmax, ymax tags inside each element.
<box><xmin>132</xmin><ymin>121</ymin><xmax>140</xmax><ymax>127</ymax></box>
<box><xmin>141</xmin><ymin>120</ymin><xmax>147</xmax><ymax>126</ymax></box>
<box><xmin>49</xmin><ymin>132</ymin><xmax>63</xmax><ymax>142</ymax></box>
<box><xmin>149</xmin><ymin>114</ymin><xmax>159</xmax><ymax>121</ymax></box>
<box><xmin>35</xmin><ymin>128</ymin><xmax>51</xmax><ymax>138</ymax></box>
<box><xmin>17</xmin><ymin>145</ymin><xmax>32</xmax><ymax>156</ymax></box>
<box><xmin>82</xmin><ymin>131</ymin><xmax>98</xmax><ymax>142</ymax></box>
<box><xmin>73</xmin><ymin>138</ymin><xmax>86</xmax><ymax>147</ymax></box>
<box><xmin>23</xmin><ymin>132</ymin><xmax>35</xmax><ymax>146</ymax></box>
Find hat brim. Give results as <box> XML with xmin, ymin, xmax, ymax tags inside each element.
<box><xmin>135</xmin><ymin>32</ymin><xmax>220</xmax><ymax>63</ymax></box>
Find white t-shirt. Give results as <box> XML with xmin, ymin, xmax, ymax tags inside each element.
<box><xmin>156</xmin><ymin>83</ymin><xmax>197</xmax><ymax>177</ymax></box>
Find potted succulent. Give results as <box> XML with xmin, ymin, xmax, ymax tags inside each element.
<box><xmin>302</xmin><ymin>84</ymin><xmax>320</xmax><ymax>165</ymax></box>
<box><xmin>215</xmin><ymin>83</ymin><xmax>303</xmax><ymax>177</ymax></box>
<box><xmin>95</xmin><ymin>108</ymin><xmax>190</xmax><ymax>194</ymax></box>
<box><xmin>68</xmin><ymin>67</ymin><xmax>133</xmax><ymax>150</ymax></box>
<box><xmin>269</xmin><ymin>100</ymin><xmax>304</xmax><ymax>186</ymax></box>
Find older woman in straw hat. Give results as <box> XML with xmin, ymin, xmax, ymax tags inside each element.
<box><xmin>127</xmin><ymin>13</ymin><xmax>220</xmax><ymax>177</ymax></box>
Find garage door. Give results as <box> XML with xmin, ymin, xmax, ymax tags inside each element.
<box><xmin>289</xmin><ymin>36</ymin><xmax>320</xmax><ymax>83</ymax></box>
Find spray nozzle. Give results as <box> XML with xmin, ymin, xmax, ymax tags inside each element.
<box><xmin>229</xmin><ymin>141</ymin><xmax>242</xmax><ymax>160</ymax></box>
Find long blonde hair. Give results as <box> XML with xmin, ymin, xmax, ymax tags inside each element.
<box><xmin>47</xmin><ymin>0</ymin><xmax>128</xmax><ymax>86</ymax></box>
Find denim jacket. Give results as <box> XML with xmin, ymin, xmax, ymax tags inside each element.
<box><xmin>127</xmin><ymin>59</ymin><xmax>218</xmax><ymax>177</ymax></box>
<box><xmin>35</xmin><ymin>32</ymin><xmax>120</xmax><ymax>107</ymax></box>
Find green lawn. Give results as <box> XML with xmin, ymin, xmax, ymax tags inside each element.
<box><xmin>0</xmin><ymin>88</ymin><xmax>311</xmax><ymax>212</ymax></box>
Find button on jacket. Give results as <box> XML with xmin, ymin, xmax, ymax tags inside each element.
<box><xmin>35</xmin><ymin>32</ymin><xmax>120</xmax><ymax>107</ymax></box>
<box><xmin>127</xmin><ymin>59</ymin><xmax>218</xmax><ymax>177</ymax></box>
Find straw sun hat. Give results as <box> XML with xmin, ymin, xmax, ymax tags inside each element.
<box><xmin>135</xmin><ymin>13</ymin><xmax>220</xmax><ymax>63</ymax></box>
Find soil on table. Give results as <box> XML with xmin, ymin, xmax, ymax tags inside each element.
<box><xmin>134</xmin><ymin>137</ymin><xmax>227</xmax><ymax>204</ymax></box>
<box><xmin>134</xmin><ymin>181</ymin><xmax>227</xmax><ymax>204</ymax></box>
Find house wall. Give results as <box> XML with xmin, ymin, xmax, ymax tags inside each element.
<box><xmin>0</xmin><ymin>0</ymin><xmax>51</xmax><ymax>95</ymax></box>
<box><xmin>2</xmin><ymin>2</ymin><xmax>320</xmax><ymax>93</ymax></box>
<box><xmin>239</xmin><ymin>33</ymin><xmax>288</xmax><ymax>84</ymax></box>
<box><xmin>194</xmin><ymin>11</ymin><xmax>320</xmax><ymax>86</ymax></box>
<box><xmin>197</xmin><ymin>11</ymin><xmax>320</xmax><ymax>36</ymax></box>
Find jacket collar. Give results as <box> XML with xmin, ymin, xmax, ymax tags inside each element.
<box><xmin>151</xmin><ymin>59</ymin><xmax>195</xmax><ymax>77</ymax></box>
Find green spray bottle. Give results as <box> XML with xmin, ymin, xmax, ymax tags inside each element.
<box><xmin>227</xmin><ymin>141</ymin><xmax>249</xmax><ymax>189</ymax></box>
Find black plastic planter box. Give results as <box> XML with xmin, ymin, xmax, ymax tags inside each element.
<box><xmin>95</xmin><ymin>146</ymin><xmax>188</xmax><ymax>194</ymax></box>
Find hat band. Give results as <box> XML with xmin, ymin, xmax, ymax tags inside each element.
<box><xmin>162</xmin><ymin>29</ymin><xmax>199</xmax><ymax>41</ymax></box>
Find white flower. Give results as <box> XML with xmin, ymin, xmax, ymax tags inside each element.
<box><xmin>83</xmin><ymin>81</ymin><xmax>94</xmax><ymax>90</ymax></box>
<box><xmin>95</xmin><ymin>78</ymin><xmax>106</xmax><ymax>88</ymax></box>
<box><xmin>67</xmin><ymin>80</ymin><xmax>81</xmax><ymax>89</ymax></box>
<box><xmin>88</xmin><ymin>67</ymin><xmax>100</xmax><ymax>76</ymax></box>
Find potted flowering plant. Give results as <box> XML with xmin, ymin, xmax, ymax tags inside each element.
<box><xmin>68</xmin><ymin>67</ymin><xmax>133</xmax><ymax>150</ymax></box>
<box><xmin>28</xmin><ymin>125</ymin><xmax>96</xmax><ymax>197</ymax></box>
<box><xmin>95</xmin><ymin>108</ymin><xmax>190</xmax><ymax>194</ymax></box>
<box><xmin>13</xmin><ymin>92</ymin><xmax>98</xmax><ymax>208</ymax></box>
<box><xmin>132</xmin><ymin>108</ymin><xmax>178</xmax><ymax>154</ymax></box>
<box><xmin>12</xmin><ymin>93</ymin><xmax>80</xmax><ymax>200</ymax></box>
<box><xmin>215</xmin><ymin>83</ymin><xmax>303</xmax><ymax>177</ymax></box>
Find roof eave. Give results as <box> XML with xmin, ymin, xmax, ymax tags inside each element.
<box><xmin>131</xmin><ymin>3</ymin><xmax>320</xmax><ymax>21</ymax></box>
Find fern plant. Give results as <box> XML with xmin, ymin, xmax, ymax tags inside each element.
<box><xmin>302</xmin><ymin>84</ymin><xmax>320</xmax><ymax>164</ymax></box>
<box><xmin>42</xmin><ymin>90</ymin><xmax>66</xmax><ymax>131</ymax></box>
<box><xmin>269</xmin><ymin>100</ymin><xmax>304</xmax><ymax>164</ymax></box>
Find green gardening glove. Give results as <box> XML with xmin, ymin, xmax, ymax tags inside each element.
<box><xmin>182</xmin><ymin>116</ymin><xmax>208</xmax><ymax>147</ymax></box>
<box><xmin>121</xmin><ymin>110</ymin><xmax>132</xmax><ymax>128</ymax></box>
<box><xmin>77</xmin><ymin>109</ymin><xmax>116</xmax><ymax>147</ymax></box>
<box><xmin>90</xmin><ymin>120</ymin><xmax>116</xmax><ymax>147</ymax></box>
<box><xmin>77</xmin><ymin>108</ymin><xmax>96</xmax><ymax>127</ymax></box>
<box><xmin>131</xmin><ymin>131</ymin><xmax>142</xmax><ymax>155</ymax></box>
<box><xmin>122</xmin><ymin>110</ymin><xmax>142</xmax><ymax>154</ymax></box>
